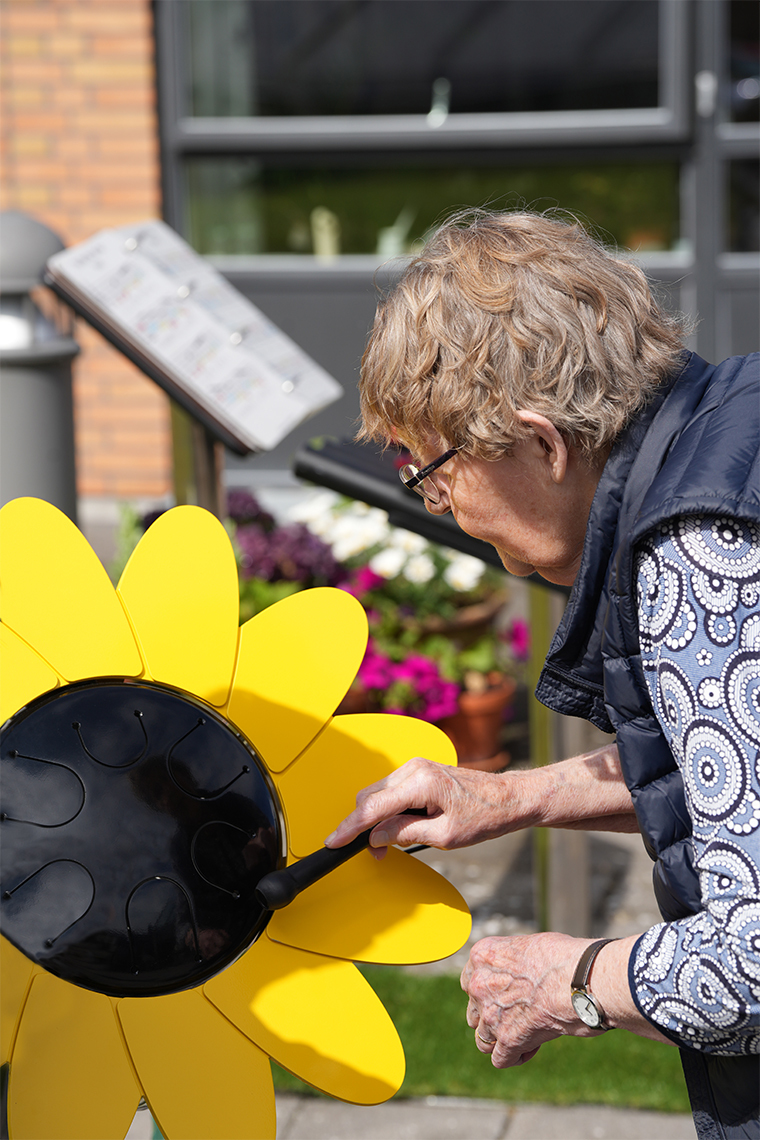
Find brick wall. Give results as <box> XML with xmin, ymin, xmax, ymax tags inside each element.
<box><xmin>0</xmin><ymin>0</ymin><xmax>172</xmax><ymax>500</ymax></box>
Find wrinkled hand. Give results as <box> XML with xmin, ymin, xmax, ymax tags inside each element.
<box><xmin>324</xmin><ymin>756</ymin><xmax>523</xmax><ymax>857</ymax></box>
<box><xmin>461</xmin><ymin>933</ymin><xmax>595</xmax><ymax>1067</ymax></box>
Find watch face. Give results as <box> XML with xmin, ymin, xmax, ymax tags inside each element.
<box><xmin>572</xmin><ymin>990</ymin><xmax>603</xmax><ymax>1029</ymax></box>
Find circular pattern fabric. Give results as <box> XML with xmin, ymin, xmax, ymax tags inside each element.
<box><xmin>683</xmin><ymin>718</ymin><xmax>748</xmax><ymax>824</ymax></box>
<box><xmin>635</xmin><ymin>512</ymin><xmax>760</xmax><ymax>1056</ymax></box>
<box><xmin>674</xmin><ymin>516</ymin><xmax>760</xmax><ymax>581</ymax></box>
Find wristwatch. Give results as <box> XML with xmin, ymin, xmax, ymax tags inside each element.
<box><xmin>570</xmin><ymin>938</ymin><xmax>618</xmax><ymax>1031</ymax></box>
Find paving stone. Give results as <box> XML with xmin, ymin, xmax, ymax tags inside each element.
<box><xmin>504</xmin><ymin>1102</ymin><xmax>696</xmax><ymax>1140</ymax></box>
<box><xmin>275</xmin><ymin>1093</ymin><xmax>510</xmax><ymax>1139</ymax></box>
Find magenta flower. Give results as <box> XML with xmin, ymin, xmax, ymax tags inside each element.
<box><xmin>506</xmin><ymin>618</ymin><xmax>531</xmax><ymax>661</ymax></box>
<box><xmin>356</xmin><ymin>642</ymin><xmax>460</xmax><ymax>722</ymax></box>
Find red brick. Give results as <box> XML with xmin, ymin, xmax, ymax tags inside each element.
<box><xmin>5</xmin><ymin>35</ymin><xmax>43</xmax><ymax>55</ymax></box>
<box><xmin>4</xmin><ymin>85</ymin><xmax>47</xmax><ymax>107</ymax></box>
<box><xmin>64</xmin><ymin>6</ymin><xmax>150</xmax><ymax>35</ymax></box>
<box><xmin>91</xmin><ymin>35</ymin><xmax>150</xmax><ymax>56</ymax></box>
<box><xmin>73</xmin><ymin>111</ymin><xmax>155</xmax><ymax>132</ymax></box>
<box><xmin>11</xmin><ymin>112</ymin><xmax>70</xmax><ymax>131</ymax></box>
<box><xmin>45</xmin><ymin>33</ymin><xmax>86</xmax><ymax>57</ymax></box>
<box><xmin>7</xmin><ymin>134</ymin><xmax>50</xmax><ymax>156</ymax></box>
<box><xmin>95</xmin><ymin>88</ymin><xmax>155</xmax><ymax>109</ymax></box>
<box><xmin>97</xmin><ymin>136</ymin><xmax>156</xmax><ymax>159</ymax></box>
<box><xmin>70</xmin><ymin>59</ymin><xmax>152</xmax><ymax>83</ymax></box>
<box><xmin>1</xmin><ymin>7</ymin><xmax>63</xmax><ymax>34</ymax></box>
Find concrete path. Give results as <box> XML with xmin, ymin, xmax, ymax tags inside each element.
<box><xmin>126</xmin><ymin>1094</ymin><xmax>696</xmax><ymax>1140</ymax></box>
<box><xmin>274</xmin><ymin>1093</ymin><xmax>697</xmax><ymax>1140</ymax></box>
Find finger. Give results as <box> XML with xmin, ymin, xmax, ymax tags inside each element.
<box><xmin>491</xmin><ymin>1043</ymin><xmax>541</xmax><ymax>1069</ymax></box>
<box><xmin>325</xmin><ymin>764</ymin><xmax>441</xmax><ymax>848</ymax></box>
<box><xmin>367</xmin><ymin>811</ymin><xmax>439</xmax><ymax>849</ymax></box>
<box><xmin>465</xmin><ymin>998</ymin><xmax>480</xmax><ymax>1029</ymax></box>
<box><xmin>475</xmin><ymin>1026</ymin><xmax>496</xmax><ymax>1053</ymax></box>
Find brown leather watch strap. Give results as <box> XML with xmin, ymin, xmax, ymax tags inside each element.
<box><xmin>571</xmin><ymin>938</ymin><xmax>618</xmax><ymax>991</ymax></box>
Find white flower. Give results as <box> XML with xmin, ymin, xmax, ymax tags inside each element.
<box><xmin>369</xmin><ymin>547</ymin><xmax>407</xmax><ymax>579</ymax></box>
<box><xmin>405</xmin><ymin>553</ymin><xmax>436</xmax><ymax>584</ymax></box>
<box><xmin>288</xmin><ymin>490</ymin><xmax>340</xmax><ymax>530</ymax></box>
<box><xmin>443</xmin><ymin>553</ymin><xmax>485</xmax><ymax>593</ymax></box>
<box><xmin>389</xmin><ymin>528</ymin><xmax>428</xmax><ymax>555</ymax></box>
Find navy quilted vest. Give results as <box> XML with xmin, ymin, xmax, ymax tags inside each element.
<box><xmin>536</xmin><ymin>351</ymin><xmax>760</xmax><ymax>923</ymax></box>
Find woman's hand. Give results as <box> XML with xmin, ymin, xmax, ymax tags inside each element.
<box><xmin>461</xmin><ymin>932</ymin><xmax>592</xmax><ymax>1067</ymax></box>
<box><xmin>324</xmin><ymin>745</ymin><xmax>638</xmax><ymax>859</ymax></box>
<box><xmin>462</xmin><ymin>933</ymin><xmax>673</xmax><ymax>1067</ymax></box>
<box><xmin>324</xmin><ymin>756</ymin><xmax>527</xmax><ymax>857</ymax></box>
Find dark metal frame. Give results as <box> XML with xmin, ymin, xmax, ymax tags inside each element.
<box><xmin>152</xmin><ymin>0</ymin><xmax>759</xmax><ymax>439</ymax></box>
<box><xmin>154</xmin><ymin>0</ymin><xmax>692</xmax><ymax>233</ymax></box>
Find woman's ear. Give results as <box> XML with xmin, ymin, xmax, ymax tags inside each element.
<box><xmin>515</xmin><ymin>410</ymin><xmax>568</xmax><ymax>483</ymax></box>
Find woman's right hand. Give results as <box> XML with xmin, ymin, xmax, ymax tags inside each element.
<box><xmin>323</xmin><ymin>756</ymin><xmax>524</xmax><ymax>858</ymax></box>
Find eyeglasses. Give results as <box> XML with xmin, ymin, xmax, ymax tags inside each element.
<box><xmin>398</xmin><ymin>447</ymin><xmax>458</xmax><ymax>504</ymax></box>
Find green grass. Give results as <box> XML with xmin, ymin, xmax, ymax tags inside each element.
<box><xmin>272</xmin><ymin>967</ymin><xmax>690</xmax><ymax>1114</ymax></box>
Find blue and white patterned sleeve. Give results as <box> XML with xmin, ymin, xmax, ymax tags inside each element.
<box><xmin>631</xmin><ymin>514</ymin><xmax>760</xmax><ymax>1056</ymax></box>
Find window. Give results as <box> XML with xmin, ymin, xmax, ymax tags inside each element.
<box><xmin>185</xmin><ymin>155</ymin><xmax>681</xmax><ymax>257</ymax></box>
<box><xmin>184</xmin><ymin>0</ymin><xmax>662</xmax><ymax>119</ymax></box>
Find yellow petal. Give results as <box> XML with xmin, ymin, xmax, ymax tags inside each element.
<box><xmin>228</xmin><ymin>589</ymin><xmax>367</xmax><ymax>773</ymax></box>
<box><xmin>268</xmin><ymin>847</ymin><xmax>471</xmax><ymax>965</ymax></box>
<box><xmin>0</xmin><ymin>937</ymin><xmax>35</xmax><ymax>1066</ymax></box>
<box><xmin>118</xmin><ymin>988</ymin><xmax>276</xmax><ymax>1140</ymax></box>
<box><xmin>117</xmin><ymin>507</ymin><xmax>239</xmax><ymax>705</ymax></box>
<box><xmin>276</xmin><ymin>714</ymin><xmax>456</xmax><ymax>856</ymax></box>
<box><xmin>0</xmin><ymin>623</ymin><xmax>60</xmax><ymax>724</ymax></box>
<box><xmin>7</xmin><ymin>973</ymin><xmax>140</xmax><ymax>1140</ymax></box>
<box><xmin>204</xmin><ymin>933</ymin><xmax>404</xmax><ymax>1104</ymax></box>
<box><xmin>0</xmin><ymin>498</ymin><xmax>142</xmax><ymax>682</ymax></box>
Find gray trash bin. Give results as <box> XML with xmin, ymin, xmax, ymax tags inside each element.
<box><xmin>0</xmin><ymin>210</ymin><xmax>79</xmax><ymax>521</ymax></box>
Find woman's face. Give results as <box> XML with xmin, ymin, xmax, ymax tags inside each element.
<box><xmin>410</xmin><ymin>421</ymin><xmax>605</xmax><ymax>587</ymax></box>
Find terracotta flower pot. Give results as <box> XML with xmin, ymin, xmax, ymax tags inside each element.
<box><xmin>408</xmin><ymin>591</ymin><xmax>509</xmax><ymax>648</ymax></box>
<box><xmin>437</xmin><ymin>675</ymin><xmax>516</xmax><ymax>771</ymax></box>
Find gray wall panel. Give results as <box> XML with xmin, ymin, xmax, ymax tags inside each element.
<box><xmin>223</xmin><ymin>280</ymin><xmax>382</xmax><ymax>477</ymax></box>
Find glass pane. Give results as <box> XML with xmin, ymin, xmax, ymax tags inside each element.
<box><xmin>728</xmin><ymin>159</ymin><xmax>760</xmax><ymax>250</ymax></box>
<box><xmin>184</xmin><ymin>157</ymin><xmax>680</xmax><ymax>256</ymax></box>
<box><xmin>184</xmin><ymin>0</ymin><xmax>660</xmax><ymax>118</ymax></box>
<box><xmin>728</xmin><ymin>0</ymin><xmax>760</xmax><ymax>123</ymax></box>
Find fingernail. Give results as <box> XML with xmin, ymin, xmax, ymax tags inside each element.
<box><xmin>371</xmin><ymin>830</ymin><xmax>389</xmax><ymax>847</ymax></box>
<box><xmin>324</xmin><ymin>831</ymin><xmax>337</xmax><ymax>846</ymax></box>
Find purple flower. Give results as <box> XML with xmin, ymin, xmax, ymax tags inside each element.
<box><xmin>236</xmin><ymin>522</ymin><xmax>341</xmax><ymax>586</ymax></box>
<box><xmin>141</xmin><ymin>508</ymin><xmax>167</xmax><ymax>531</ymax></box>
<box><xmin>226</xmin><ymin>489</ymin><xmax>275</xmax><ymax>531</ymax></box>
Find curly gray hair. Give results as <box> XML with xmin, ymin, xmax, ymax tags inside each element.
<box><xmin>359</xmin><ymin>209</ymin><xmax>690</xmax><ymax>461</ymax></box>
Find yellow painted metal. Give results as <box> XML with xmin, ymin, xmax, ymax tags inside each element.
<box><xmin>228</xmin><ymin>588</ymin><xmax>368</xmax><ymax>773</ymax></box>
<box><xmin>204</xmin><ymin>933</ymin><xmax>405</xmax><ymax>1104</ymax></box>
<box><xmin>268</xmin><ymin>847</ymin><xmax>470</xmax><ymax>964</ymax></box>
<box><xmin>0</xmin><ymin>498</ymin><xmax>142</xmax><ymax>683</ymax></box>
<box><xmin>118</xmin><ymin>988</ymin><xmax>276</xmax><ymax>1140</ymax></box>
<box><xmin>117</xmin><ymin>506</ymin><xmax>239</xmax><ymax>706</ymax></box>
<box><xmin>7</xmin><ymin>973</ymin><xmax>140</xmax><ymax>1140</ymax></box>
<box><xmin>277</xmin><ymin>713</ymin><xmax>457</xmax><ymax>856</ymax></box>
<box><xmin>0</xmin><ymin>938</ymin><xmax>35</xmax><ymax>1066</ymax></box>
<box><xmin>0</xmin><ymin>623</ymin><xmax>59</xmax><ymax>724</ymax></box>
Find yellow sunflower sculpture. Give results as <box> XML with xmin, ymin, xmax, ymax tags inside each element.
<box><xmin>0</xmin><ymin>498</ymin><xmax>470</xmax><ymax>1140</ymax></box>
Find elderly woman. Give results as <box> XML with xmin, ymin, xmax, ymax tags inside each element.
<box><xmin>325</xmin><ymin>212</ymin><xmax>759</xmax><ymax>1140</ymax></box>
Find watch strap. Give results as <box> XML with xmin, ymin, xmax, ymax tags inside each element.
<box><xmin>571</xmin><ymin>938</ymin><xmax>617</xmax><ymax>992</ymax></box>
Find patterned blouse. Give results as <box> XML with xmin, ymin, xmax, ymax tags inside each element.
<box><xmin>632</xmin><ymin>514</ymin><xmax>760</xmax><ymax>1055</ymax></box>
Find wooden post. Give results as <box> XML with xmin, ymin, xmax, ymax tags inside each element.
<box><xmin>170</xmin><ymin>402</ymin><xmax>227</xmax><ymax>518</ymax></box>
<box><xmin>528</xmin><ymin>584</ymin><xmax>595</xmax><ymax>936</ymax></box>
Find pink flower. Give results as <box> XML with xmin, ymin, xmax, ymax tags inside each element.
<box><xmin>506</xmin><ymin>618</ymin><xmax>531</xmax><ymax>661</ymax></box>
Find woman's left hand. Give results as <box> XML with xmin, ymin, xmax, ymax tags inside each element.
<box><xmin>461</xmin><ymin>932</ymin><xmax>596</xmax><ymax>1067</ymax></box>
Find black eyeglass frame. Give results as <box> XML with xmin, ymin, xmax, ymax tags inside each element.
<box><xmin>399</xmin><ymin>447</ymin><xmax>459</xmax><ymax>500</ymax></box>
